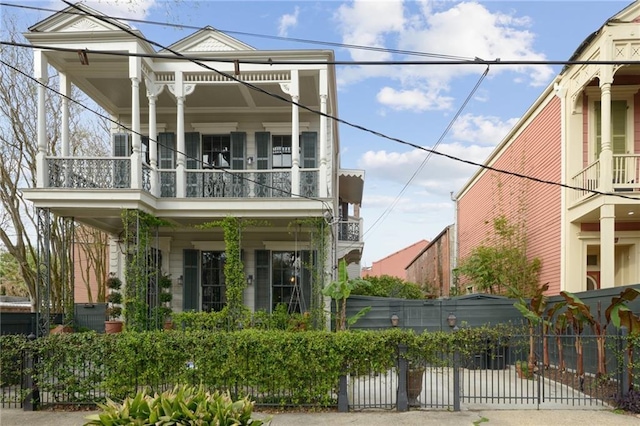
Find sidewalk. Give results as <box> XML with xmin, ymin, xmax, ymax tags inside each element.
<box><xmin>1</xmin><ymin>408</ymin><xmax>639</xmax><ymax>426</ymax></box>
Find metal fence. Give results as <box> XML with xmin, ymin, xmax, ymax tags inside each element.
<box><xmin>2</xmin><ymin>329</ymin><xmax>631</xmax><ymax>412</ymax></box>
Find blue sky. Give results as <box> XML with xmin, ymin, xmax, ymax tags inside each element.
<box><xmin>5</xmin><ymin>0</ymin><xmax>633</xmax><ymax>265</ymax></box>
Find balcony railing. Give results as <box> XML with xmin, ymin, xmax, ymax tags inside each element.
<box><xmin>338</xmin><ymin>219</ymin><xmax>361</xmax><ymax>242</ymax></box>
<box><xmin>46</xmin><ymin>158</ymin><xmax>319</xmax><ymax>199</ymax></box>
<box><xmin>571</xmin><ymin>154</ymin><xmax>640</xmax><ymax>205</ymax></box>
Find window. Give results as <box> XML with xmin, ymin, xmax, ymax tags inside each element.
<box><xmin>202</xmin><ymin>135</ymin><xmax>231</xmax><ymax>168</ymax></box>
<box><xmin>272</xmin><ymin>135</ymin><xmax>292</xmax><ymax>168</ymax></box>
<box><xmin>594</xmin><ymin>100</ymin><xmax>628</xmax><ymax>160</ymax></box>
<box><xmin>201</xmin><ymin>251</ymin><xmax>226</xmax><ymax>312</ymax></box>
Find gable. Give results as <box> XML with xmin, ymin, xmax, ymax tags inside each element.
<box><xmin>28</xmin><ymin>3</ymin><xmax>132</xmax><ymax>33</ymax></box>
<box><xmin>163</xmin><ymin>27</ymin><xmax>255</xmax><ymax>53</ymax></box>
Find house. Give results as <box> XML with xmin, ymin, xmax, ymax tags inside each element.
<box><xmin>456</xmin><ymin>1</ymin><xmax>640</xmax><ymax>295</ymax></box>
<box><xmin>22</xmin><ymin>3</ymin><xmax>364</xmax><ymax>320</ymax></box>
<box><xmin>362</xmin><ymin>240</ymin><xmax>429</xmax><ymax>281</ymax></box>
<box><xmin>405</xmin><ymin>225</ymin><xmax>454</xmax><ymax>297</ymax></box>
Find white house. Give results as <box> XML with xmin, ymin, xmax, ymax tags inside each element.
<box><xmin>23</xmin><ymin>3</ymin><xmax>364</xmax><ymax>320</ymax></box>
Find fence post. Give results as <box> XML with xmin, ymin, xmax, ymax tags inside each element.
<box><xmin>453</xmin><ymin>347</ymin><xmax>460</xmax><ymax>411</ymax></box>
<box><xmin>338</xmin><ymin>373</ymin><xmax>349</xmax><ymax>412</ymax></box>
<box><xmin>397</xmin><ymin>344</ymin><xmax>408</xmax><ymax>412</ymax></box>
<box><xmin>22</xmin><ymin>333</ymin><xmax>39</xmax><ymax>411</ymax></box>
<box><xmin>621</xmin><ymin>326</ymin><xmax>630</xmax><ymax>398</ymax></box>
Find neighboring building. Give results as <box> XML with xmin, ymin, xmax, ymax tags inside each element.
<box><xmin>23</xmin><ymin>3</ymin><xmax>364</xmax><ymax>315</ymax></box>
<box><xmin>362</xmin><ymin>240</ymin><xmax>429</xmax><ymax>280</ymax></box>
<box><xmin>406</xmin><ymin>225</ymin><xmax>454</xmax><ymax>297</ymax></box>
<box><xmin>456</xmin><ymin>2</ymin><xmax>640</xmax><ymax>295</ymax></box>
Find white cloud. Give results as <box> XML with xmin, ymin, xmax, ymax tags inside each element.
<box><xmin>450</xmin><ymin>113</ymin><xmax>519</xmax><ymax>145</ymax></box>
<box><xmin>376</xmin><ymin>87</ymin><xmax>453</xmax><ymax>111</ymax></box>
<box><xmin>278</xmin><ymin>7</ymin><xmax>299</xmax><ymax>37</ymax></box>
<box><xmin>335</xmin><ymin>1</ymin><xmax>554</xmax><ymax>111</ymax></box>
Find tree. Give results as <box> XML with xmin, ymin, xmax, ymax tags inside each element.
<box><xmin>0</xmin><ymin>14</ymin><xmax>109</xmax><ymax>311</ymax></box>
<box><xmin>322</xmin><ymin>259</ymin><xmax>371</xmax><ymax>331</ymax></box>
<box><xmin>455</xmin><ymin>215</ymin><xmax>541</xmax><ymax>298</ymax></box>
<box><xmin>351</xmin><ymin>275</ymin><xmax>424</xmax><ymax>299</ymax></box>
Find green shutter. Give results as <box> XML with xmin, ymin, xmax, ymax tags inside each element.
<box><xmin>255</xmin><ymin>250</ymin><xmax>270</xmax><ymax>312</ymax></box>
<box><xmin>185</xmin><ymin>132</ymin><xmax>200</xmax><ymax>170</ymax></box>
<box><xmin>595</xmin><ymin>100</ymin><xmax>627</xmax><ymax>159</ymax></box>
<box><xmin>183</xmin><ymin>249</ymin><xmax>199</xmax><ymax>311</ymax></box>
<box><xmin>231</xmin><ymin>132</ymin><xmax>246</xmax><ymax>170</ymax></box>
<box><xmin>301</xmin><ymin>132</ymin><xmax>317</xmax><ymax>168</ymax></box>
<box><xmin>158</xmin><ymin>133</ymin><xmax>176</xmax><ymax>169</ymax></box>
<box><xmin>255</xmin><ymin>132</ymin><xmax>270</xmax><ymax>170</ymax></box>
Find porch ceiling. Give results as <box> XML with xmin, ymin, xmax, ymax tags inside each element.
<box><xmin>569</xmin><ymin>196</ymin><xmax>640</xmax><ymax>224</ymax></box>
<box><xmin>43</xmin><ymin>50</ymin><xmax>320</xmax><ymax>114</ymax></box>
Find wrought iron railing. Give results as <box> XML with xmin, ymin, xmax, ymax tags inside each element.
<box><xmin>185</xmin><ymin>170</ymin><xmax>298</xmax><ymax>198</ymax></box>
<box><xmin>338</xmin><ymin>220</ymin><xmax>361</xmax><ymax>242</ymax></box>
<box><xmin>47</xmin><ymin>157</ymin><xmax>130</xmax><ymax>189</ymax></box>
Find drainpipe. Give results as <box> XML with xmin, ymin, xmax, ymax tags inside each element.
<box><xmin>450</xmin><ymin>192</ymin><xmax>458</xmax><ymax>293</ymax></box>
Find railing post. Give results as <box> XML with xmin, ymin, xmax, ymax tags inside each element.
<box><xmin>22</xmin><ymin>333</ymin><xmax>39</xmax><ymax>411</ymax></box>
<box><xmin>338</xmin><ymin>373</ymin><xmax>349</xmax><ymax>412</ymax></box>
<box><xmin>397</xmin><ymin>344</ymin><xmax>408</xmax><ymax>412</ymax></box>
<box><xmin>452</xmin><ymin>341</ymin><xmax>461</xmax><ymax>412</ymax></box>
<box><xmin>621</xmin><ymin>326</ymin><xmax>630</xmax><ymax>398</ymax></box>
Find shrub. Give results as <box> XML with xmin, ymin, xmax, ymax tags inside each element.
<box><xmin>84</xmin><ymin>384</ymin><xmax>267</xmax><ymax>425</ymax></box>
<box><xmin>351</xmin><ymin>275</ymin><xmax>424</xmax><ymax>299</ymax></box>
<box><xmin>616</xmin><ymin>389</ymin><xmax>640</xmax><ymax>413</ymax></box>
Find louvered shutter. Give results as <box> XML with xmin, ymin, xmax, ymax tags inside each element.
<box><xmin>301</xmin><ymin>132</ymin><xmax>317</xmax><ymax>168</ymax></box>
<box><xmin>254</xmin><ymin>250</ymin><xmax>271</xmax><ymax>312</ymax></box>
<box><xmin>183</xmin><ymin>249</ymin><xmax>199</xmax><ymax>311</ymax></box>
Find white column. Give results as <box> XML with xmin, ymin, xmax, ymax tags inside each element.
<box><xmin>35</xmin><ymin>50</ymin><xmax>48</xmax><ymax>188</ymax></box>
<box><xmin>176</xmin><ymin>89</ymin><xmax>186</xmax><ymax>198</ymax></box>
<box><xmin>130</xmin><ymin>76</ymin><xmax>142</xmax><ymax>189</ymax></box>
<box><xmin>319</xmin><ymin>68</ymin><xmax>328</xmax><ymax>198</ymax></box>
<box><xmin>600</xmin><ymin>204</ymin><xmax>615</xmax><ymax>289</ymax></box>
<box><xmin>60</xmin><ymin>72</ymin><xmax>70</xmax><ymax>157</ymax></box>
<box><xmin>291</xmin><ymin>69</ymin><xmax>300</xmax><ymax>197</ymax></box>
<box><xmin>148</xmin><ymin>92</ymin><xmax>159</xmax><ymax>196</ymax></box>
<box><xmin>599</xmin><ymin>80</ymin><xmax>613</xmax><ymax>193</ymax></box>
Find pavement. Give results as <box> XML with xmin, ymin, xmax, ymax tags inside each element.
<box><xmin>1</xmin><ymin>408</ymin><xmax>640</xmax><ymax>426</ymax></box>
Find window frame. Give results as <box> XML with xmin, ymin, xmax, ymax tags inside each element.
<box><xmin>587</xmin><ymin>87</ymin><xmax>637</xmax><ymax>162</ymax></box>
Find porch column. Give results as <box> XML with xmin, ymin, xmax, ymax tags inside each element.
<box><xmin>35</xmin><ymin>49</ymin><xmax>48</xmax><ymax>188</ymax></box>
<box><xmin>319</xmin><ymin>68</ymin><xmax>328</xmax><ymax>198</ymax></box>
<box><xmin>599</xmin><ymin>80</ymin><xmax>613</xmax><ymax>193</ymax></box>
<box><xmin>600</xmin><ymin>204</ymin><xmax>615</xmax><ymax>289</ymax></box>
<box><xmin>291</xmin><ymin>69</ymin><xmax>300</xmax><ymax>197</ymax></box>
<box><xmin>130</xmin><ymin>55</ymin><xmax>142</xmax><ymax>190</ymax></box>
<box><xmin>146</xmin><ymin>78</ymin><xmax>162</xmax><ymax>197</ymax></box>
<box><xmin>60</xmin><ymin>72</ymin><xmax>70</xmax><ymax>157</ymax></box>
<box><xmin>172</xmin><ymin>72</ymin><xmax>194</xmax><ymax>198</ymax></box>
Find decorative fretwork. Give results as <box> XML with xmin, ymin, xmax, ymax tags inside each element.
<box><xmin>142</xmin><ymin>163</ymin><xmax>151</xmax><ymax>192</ymax></box>
<box><xmin>47</xmin><ymin>158</ymin><xmax>131</xmax><ymax>189</ymax></box>
<box><xmin>160</xmin><ymin>171</ymin><xmax>176</xmax><ymax>197</ymax></box>
<box><xmin>36</xmin><ymin>208</ymin><xmax>51</xmax><ymax>337</ymax></box>
<box><xmin>338</xmin><ymin>220</ymin><xmax>361</xmax><ymax>242</ymax></box>
<box><xmin>185</xmin><ymin>71</ymin><xmax>290</xmax><ymax>83</ymax></box>
<box><xmin>300</xmin><ymin>170</ymin><xmax>319</xmax><ymax>198</ymax></box>
<box><xmin>186</xmin><ymin>170</ymin><xmax>291</xmax><ymax>198</ymax></box>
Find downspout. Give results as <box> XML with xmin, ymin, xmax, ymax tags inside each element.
<box><xmin>450</xmin><ymin>191</ymin><xmax>458</xmax><ymax>293</ymax></box>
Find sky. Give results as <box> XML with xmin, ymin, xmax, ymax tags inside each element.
<box><xmin>2</xmin><ymin>0</ymin><xmax>633</xmax><ymax>265</ymax></box>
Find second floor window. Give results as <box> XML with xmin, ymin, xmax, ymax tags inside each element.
<box><xmin>202</xmin><ymin>135</ymin><xmax>231</xmax><ymax>168</ymax></box>
<box><xmin>272</xmin><ymin>135</ymin><xmax>292</xmax><ymax>168</ymax></box>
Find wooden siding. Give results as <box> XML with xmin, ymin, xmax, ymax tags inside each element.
<box><xmin>362</xmin><ymin>240</ymin><xmax>429</xmax><ymax>280</ymax></box>
<box><xmin>458</xmin><ymin>97</ymin><xmax>562</xmax><ymax>295</ymax></box>
<box><xmin>406</xmin><ymin>227</ymin><xmax>452</xmax><ymax>297</ymax></box>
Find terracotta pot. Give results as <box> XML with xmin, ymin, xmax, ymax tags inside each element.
<box><xmin>105</xmin><ymin>320</ymin><xmax>123</xmax><ymax>334</ymax></box>
<box><xmin>163</xmin><ymin>320</ymin><xmax>174</xmax><ymax>330</ymax></box>
<box><xmin>407</xmin><ymin>367</ymin><xmax>425</xmax><ymax>406</ymax></box>
<box><xmin>50</xmin><ymin>325</ymin><xmax>73</xmax><ymax>334</ymax></box>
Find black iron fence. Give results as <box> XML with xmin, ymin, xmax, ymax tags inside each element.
<box><xmin>0</xmin><ymin>329</ymin><xmax>635</xmax><ymax>412</ymax></box>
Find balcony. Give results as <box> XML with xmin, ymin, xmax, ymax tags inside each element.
<box><xmin>337</xmin><ymin>218</ymin><xmax>364</xmax><ymax>264</ymax></box>
<box><xmin>46</xmin><ymin>157</ymin><xmax>319</xmax><ymax>199</ymax></box>
<box><xmin>570</xmin><ymin>154</ymin><xmax>640</xmax><ymax>205</ymax></box>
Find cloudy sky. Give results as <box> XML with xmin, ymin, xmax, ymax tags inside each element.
<box><xmin>7</xmin><ymin>0</ymin><xmax>632</xmax><ymax>265</ymax></box>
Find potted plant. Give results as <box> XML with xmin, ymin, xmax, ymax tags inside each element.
<box><xmin>515</xmin><ymin>359</ymin><xmax>533</xmax><ymax>380</ymax></box>
<box><xmin>156</xmin><ymin>272</ymin><xmax>173</xmax><ymax>330</ymax></box>
<box><xmin>105</xmin><ymin>273</ymin><xmax>123</xmax><ymax>333</ymax></box>
<box><xmin>407</xmin><ymin>362</ymin><xmax>425</xmax><ymax>406</ymax></box>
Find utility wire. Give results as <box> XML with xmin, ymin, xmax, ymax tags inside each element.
<box><xmin>0</xmin><ymin>1</ymin><xmax>475</xmax><ymax>62</ymax></box>
<box><xmin>362</xmin><ymin>65</ymin><xmax>490</xmax><ymax>240</ymax></box>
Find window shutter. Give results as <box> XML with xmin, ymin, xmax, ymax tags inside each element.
<box><xmin>231</xmin><ymin>132</ymin><xmax>246</xmax><ymax>170</ymax></box>
<box><xmin>158</xmin><ymin>132</ymin><xmax>176</xmax><ymax>169</ymax></box>
<box><xmin>113</xmin><ymin>134</ymin><xmax>130</xmax><ymax>157</ymax></box>
<box><xmin>612</xmin><ymin>100</ymin><xmax>627</xmax><ymax>154</ymax></box>
<box><xmin>183</xmin><ymin>249</ymin><xmax>199</xmax><ymax>311</ymax></box>
<box><xmin>255</xmin><ymin>132</ymin><xmax>270</xmax><ymax>170</ymax></box>
<box><xmin>255</xmin><ymin>250</ymin><xmax>270</xmax><ymax>312</ymax></box>
<box><xmin>185</xmin><ymin>132</ymin><xmax>200</xmax><ymax>170</ymax></box>
<box><xmin>301</xmin><ymin>132</ymin><xmax>317</xmax><ymax>168</ymax></box>
<box><xmin>141</xmin><ymin>136</ymin><xmax>150</xmax><ymax>164</ymax></box>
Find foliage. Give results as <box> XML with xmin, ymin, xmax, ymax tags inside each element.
<box><xmin>351</xmin><ymin>275</ymin><xmax>424</xmax><ymax>299</ymax></box>
<box><xmin>616</xmin><ymin>389</ymin><xmax>640</xmax><ymax>414</ymax></box>
<box><xmin>0</xmin><ymin>334</ymin><xmax>28</xmax><ymax>387</ymax></box>
<box><xmin>84</xmin><ymin>384</ymin><xmax>266</xmax><ymax>426</ymax></box>
<box><xmin>105</xmin><ymin>273</ymin><xmax>123</xmax><ymax>321</ymax></box>
<box><xmin>0</xmin><ymin>251</ymin><xmax>29</xmax><ymax>297</ymax></box>
<box><xmin>455</xmin><ymin>215</ymin><xmax>541</xmax><ymax>298</ymax></box>
<box><xmin>322</xmin><ymin>259</ymin><xmax>371</xmax><ymax>331</ymax></box>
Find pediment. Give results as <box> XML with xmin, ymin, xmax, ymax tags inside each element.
<box><xmin>609</xmin><ymin>1</ymin><xmax>640</xmax><ymax>23</ymax></box>
<box><xmin>163</xmin><ymin>27</ymin><xmax>255</xmax><ymax>53</ymax></box>
<box><xmin>28</xmin><ymin>2</ymin><xmax>132</xmax><ymax>33</ymax></box>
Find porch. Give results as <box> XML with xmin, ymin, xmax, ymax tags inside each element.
<box><xmin>570</xmin><ymin>154</ymin><xmax>640</xmax><ymax>205</ymax></box>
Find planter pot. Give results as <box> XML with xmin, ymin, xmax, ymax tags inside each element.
<box><xmin>515</xmin><ymin>362</ymin><xmax>533</xmax><ymax>380</ymax></box>
<box><xmin>105</xmin><ymin>320</ymin><xmax>123</xmax><ymax>334</ymax></box>
<box><xmin>163</xmin><ymin>320</ymin><xmax>174</xmax><ymax>330</ymax></box>
<box><xmin>50</xmin><ymin>325</ymin><xmax>73</xmax><ymax>334</ymax></box>
<box><xmin>407</xmin><ymin>368</ymin><xmax>425</xmax><ymax>406</ymax></box>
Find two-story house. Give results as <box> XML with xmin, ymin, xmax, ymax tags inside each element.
<box><xmin>457</xmin><ymin>1</ymin><xmax>640</xmax><ymax>295</ymax></box>
<box><xmin>23</xmin><ymin>3</ymin><xmax>364</xmax><ymax>320</ymax></box>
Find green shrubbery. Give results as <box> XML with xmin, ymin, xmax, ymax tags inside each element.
<box><xmin>351</xmin><ymin>275</ymin><xmax>425</xmax><ymax>299</ymax></box>
<box><xmin>84</xmin><ymin>384</ymin><xmax>266</xmax><ymax>425</ymax></box>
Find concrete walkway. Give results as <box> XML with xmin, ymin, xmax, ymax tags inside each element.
<box><xmin>1</xmin><ymin>407</ymin><xmax>639</xmax><ymax>425</ymax></box>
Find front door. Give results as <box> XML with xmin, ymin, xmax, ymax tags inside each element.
<box><xmin>202</xmin><ymin>251</ymin><xmax>226</xmax><ymax>312</ymax></box>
